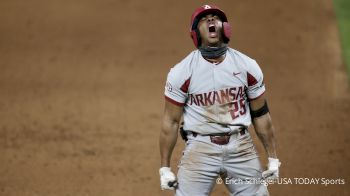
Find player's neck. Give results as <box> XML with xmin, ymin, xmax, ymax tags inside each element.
<box><xmin>204</xmin><ymin>54</ymin><xmax>226</xmax><ymax>64</ymax></box>
<box><xmin>198</xmin><ymin>43</ymin><xmax>227</xmax><ymax>63</ymax></box>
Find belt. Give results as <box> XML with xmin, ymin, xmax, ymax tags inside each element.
<box><xmin>190</xmin><ymin>129</ymin><xmax>246</xmax><ymax>145</ymax></box>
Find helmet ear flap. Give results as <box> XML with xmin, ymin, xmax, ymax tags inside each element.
<box><xmin>190</xmin><ymin>30</ymin><xmax>200</xmax><ymax>48</ymax></box>
<box><xmin>222</xmin><ymin>22</ymin><xmax>232</xmax><ymax>42</ymax></box>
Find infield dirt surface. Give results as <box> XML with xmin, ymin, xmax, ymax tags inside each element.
<box><xmin>0</xmin><ymin>0</ymin><xmax>349</xmax><ymax>195</ymax></box>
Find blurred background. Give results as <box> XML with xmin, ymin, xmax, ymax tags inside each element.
<box><xmin>0</xmin><ymin>0</ymin><xmax>349</xmax><ymax>195</ymax></box>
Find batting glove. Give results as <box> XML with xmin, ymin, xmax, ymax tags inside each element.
<box><xmin>262</xmin><ymin>157</ymin><xmax>281</xmax><ymax>180</ymax></box>
<box><xmin>159</xmin><ymin>167</ymin><xmax>178</xmax><ymax>190</ymax></box>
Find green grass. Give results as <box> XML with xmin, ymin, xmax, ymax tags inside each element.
<box><xmin>333</xmin><ymin>0</ymin><xmax>350</xmax><ymax>76</ymax></box>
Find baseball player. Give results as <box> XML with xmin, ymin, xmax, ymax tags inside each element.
<box><xmin>159</xmin><ymin>5</ymin><xmax>281</xmax><ymax>196</ymax></box>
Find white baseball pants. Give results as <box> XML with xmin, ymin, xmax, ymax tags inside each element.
<box><xmin>175</xmin><ymin>131</ymin><xmax>269</xmax><ymax>196</ymax></box>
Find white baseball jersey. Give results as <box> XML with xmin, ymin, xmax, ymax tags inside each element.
<box><xmin>164</xmin><ymin>48</ymin><xmax>265</xmax><ymax>135</ymax></box>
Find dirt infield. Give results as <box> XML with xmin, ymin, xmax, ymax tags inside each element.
<box><xmin>0</xmin><ymin>0</ymin><xmax>349</xmax><ymax>195</ymax></box>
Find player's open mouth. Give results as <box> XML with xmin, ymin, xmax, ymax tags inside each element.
<box><xmin>208</xmin><ymin>24</ymin><xmax>217</xmax><ymax>38</ymax></box>
<box><xmin>209</xmin><ymin>24</ymin><xmax>216</xmax><ymax>33</ymax></box>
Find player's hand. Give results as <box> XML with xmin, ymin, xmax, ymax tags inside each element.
<box><xmin>262</xmin><ymin>157</ymin><xmax>281</xmax><ymax>180</ymax></box>
<box><xmin>159</xmin><ymin>167</ymin><xmax>178</xmax><ymax>190</ymax></box>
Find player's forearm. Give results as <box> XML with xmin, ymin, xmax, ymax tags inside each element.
<box><xmin>159</xmin><ymin>120</ymin><xmax>179</xmax><ymax>167</ymax></box>
<box><xmin>253</xmin><ymin>114</ymin><xmax>277</xmax><ymax>158</ymax></box>
<box><xmin>256</xmin><ymin>127</ymin><xmax>277</xmax><ymax>158</ymax></box>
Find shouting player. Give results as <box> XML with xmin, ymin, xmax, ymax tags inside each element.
<box><xmin>159</xmin><ymin>4</ymin><xmax>281</xmax><ymax>196</ymax></box>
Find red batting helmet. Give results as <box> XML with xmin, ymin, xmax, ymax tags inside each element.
<box><xmin>190</xmin><ymin>5</ymin><xmax>232</xmax><ymax>48</ymax></box>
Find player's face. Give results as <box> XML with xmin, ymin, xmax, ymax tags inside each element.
<box><xmin>197</xmin><ymin>14</ymin><xmax>224</xmax><ymax>47</ymax></box>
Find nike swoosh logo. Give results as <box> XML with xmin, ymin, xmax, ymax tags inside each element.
<box><xmin>233</xmin><ymin>72</ymin><xmax>241</xmax><ymax>76</ymax></box>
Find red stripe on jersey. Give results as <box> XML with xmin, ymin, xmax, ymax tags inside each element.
<box><xmin>247</xmin><ymin>72</ymin><xmax>258</xmax><ymax>86</ymax></box>
<box><xmin>165</xmin><ymin>96</ymin><xmax>185</xmax><ymax>107</ymax></box>
<box><xmin>180</xmin><ymin>77</ymin><xmax>191</xmax><ymax>93</ymax></box>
